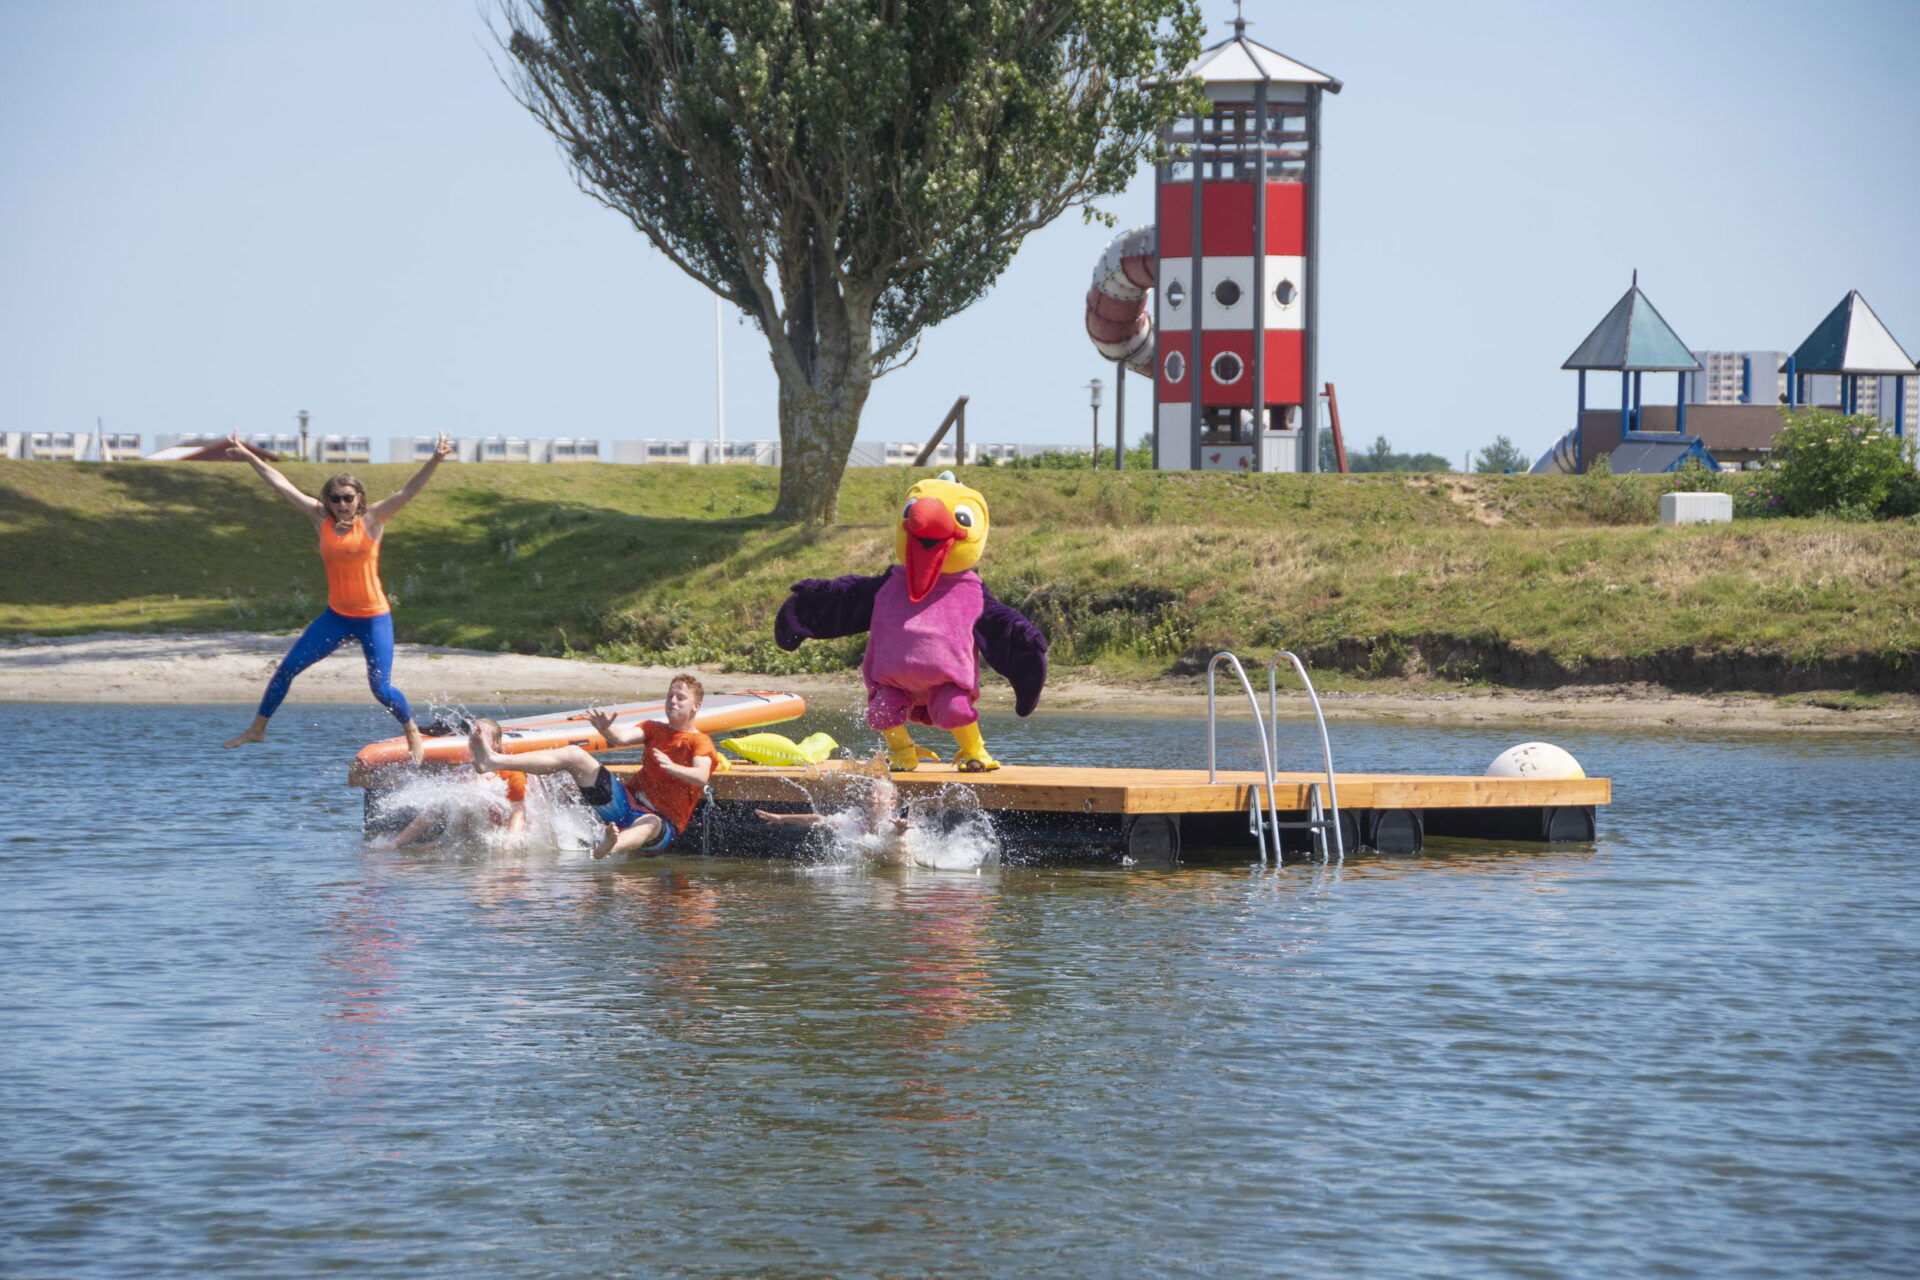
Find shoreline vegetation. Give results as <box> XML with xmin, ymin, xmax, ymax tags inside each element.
<box><xmin>3</xmin><ymin>460</ymin><xmax>1915</xmax><ymax>731</ymax></box>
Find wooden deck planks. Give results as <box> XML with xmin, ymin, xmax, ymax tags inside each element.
<box><xmin>647</xmin><ymin>761</ymin><xmax>1611</xmax><ymax>816</ymax></box>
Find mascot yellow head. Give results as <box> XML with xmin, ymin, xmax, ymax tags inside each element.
<box><xmin>895</xmin><ymin>472</ymin><xmax>989</xmax><ymax>603</ymax></box>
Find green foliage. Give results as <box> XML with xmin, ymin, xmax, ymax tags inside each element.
<box><xmin>1002</xmin><ymin>448</ymin><xmax>1099</xmax><ymax>471</ymax></box>
<box><xmin>1573</xmin><ymin>452</ymin><xmax>1660</xmax><ymax>525</ymax></box>
<box><xmin>1472</xmin><ymin>435</ymin><xmax>1530</xmax><ymax>474</ymax></box>
<box><xmin>1666</xmin><ymin>455</ymin><xmax>1720</xmax><ymax>492</ymax></box>
<box><xmin>1348</xmin><ymin>435</ymin><xmax>1454</xmax><ymax>473</ymax></box>
<box><xmin>502</xmin><ymin>0</ymin><xmax>1205</xmax><ymax>521</ymax></box>
<box><xmin>1768</xmin><ymin>409</ymin><xmax>1917</xmax><ymax>518</ymax></box>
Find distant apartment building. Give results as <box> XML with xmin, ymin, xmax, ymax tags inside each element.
<box><xmin>1682</xmin><ymin>351</ymin><xmax>1788</xmax><ymax>407</ymax></box>
<box><xmin>2</xmin><ymin>431</ymin><xmax>143</xmax><ymax>460</ymax></box>
<box><xmin>155</xmin><ymin>432</ymin><xmax>303</xmax><ymax>458</ymax></box>
<box><xmin>394</xmin><ymin>436</ymin><xmax>1074</xmax><ymax>467</ymax></box>
<box><xmin>147</xmin><ymin>433</ymin><xmax>369</xmax><ymax>463</ymax></box>
<box><xmin>1686</xmin><ymin>350</ymin><xmax>1920</xmax><ymax>425</ymax></box>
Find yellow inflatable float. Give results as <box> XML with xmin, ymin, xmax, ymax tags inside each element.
<box><xmin>719</xmin><ymin>731</ymin><xmax>840</xmax><ymax>766</ymax></box>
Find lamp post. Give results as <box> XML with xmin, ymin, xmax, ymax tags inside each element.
<box><xmin>296</xmin><ymin>409</ymin><xmax>310</xmax><ymax>462</ymax></box>
<box><xmin>1087</xmin><ymin>378</ymin><xmax>1103</xmax><ymax>468</ymax></box>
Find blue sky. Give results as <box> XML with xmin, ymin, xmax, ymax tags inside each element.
<box><xmin>3</xmin><ymin>0</ymin><xmax>1915</xmax><ymax>466</ymax></box>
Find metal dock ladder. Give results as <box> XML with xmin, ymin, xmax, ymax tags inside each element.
<box><xmin>1206</xmin><ymin>651</ymin><xmax>1345</xmax><ymax>866</ymax></box>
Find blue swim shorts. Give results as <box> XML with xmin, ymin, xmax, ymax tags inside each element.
<box><xmin>581</xmin><ymin>766</ymin><xmax>677</xmax><ymax>852</ymax></box>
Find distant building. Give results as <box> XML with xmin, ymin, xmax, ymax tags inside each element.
<box><xmin>392</xmin><ymin>435</ymin><xmax>1073</xmax><ymax>467</ymax></box>
<box><xmin>3</xmin><ymin>431</ymin><xmax>143</xmax><ymax>460</ymax></box>
<box><xmin>153</xmin><ymin>433</ymin><xmax>302</xmax><ymax>459</ymax></box>
<box><xmin>5</xmin><ymin>431</ymin><xmax>141</xmax><ymax>461</ymax></box>
<box><xmin>1682</xmin><ymin>351</ymin><xmax>1788</xmax><ymax>407</ymax></box>
<box><xmin>5</xmin><ymin>432</ymin><xmax>92</xmax><ymax>461</ymax></box>
<box><xmin>313</xmin><ymin>435</ymin><xmax>373</xmax><ymax>465</ymax></box>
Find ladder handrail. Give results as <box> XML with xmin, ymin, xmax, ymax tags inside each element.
<box><xmin>1265</xmin><ymin>652</ymin><xmax>1345</xmax><ymax>861</ymax></box>
<box><xmin>1206</xmin><ymin>652</ymin><xmax>1283</xmax><ymax>866</ymax></box>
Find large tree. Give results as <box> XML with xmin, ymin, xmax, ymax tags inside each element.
<box><xmin>502</xmin><ymin>0</ymin><xmax>1202</xmax><ymax>522</ymax></box>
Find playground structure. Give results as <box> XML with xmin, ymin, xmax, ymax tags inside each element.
<box><xmin>1084</xmin><ymin>15</ymin><xmax>1340</xmax><ymax>473</ymax></box>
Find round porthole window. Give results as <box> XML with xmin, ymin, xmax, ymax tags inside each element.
<box><xmin>1213</xmin><ymin>278</ymin><xmax>1242</xmax><ymax>307</ymax></box>
<box><xmin>1274</xmin><ymin>279</ymin><xmax>1297</xmax><ymax>306</ymax></box>
<box><xmin>1211</xmin><ymin>351</ymin><xmax>1244</xmax><ymax>385</ymax></box>
<box><xmin>1166</xmin><ymin>279</ymin><xmax>1186</xmax><ymax>310</ymax></box>
<box><xmin>1164</xmin><ymin>350</ymin><xmax>1186</xmax><ymax>383</ymax></box>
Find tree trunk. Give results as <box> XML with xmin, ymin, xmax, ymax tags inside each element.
<box><xmin>772</xmin><ymin>374</ymin><xmax>870</xmax><ymax>524</ymax></box>
<box><xmin>769</xmin><ymin>276</ymin><xmax>874</xmax><ymax>525</ymax></box>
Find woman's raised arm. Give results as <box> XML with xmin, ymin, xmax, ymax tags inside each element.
<box><xmin>226</xmin><ymin>434</ymin><xmax>325</xmax><ymax>522</ymax></box>
<box><xmin>367</xmin><ymin>430</ymin><xmax>452</xmax><ymax>525</ymax></box>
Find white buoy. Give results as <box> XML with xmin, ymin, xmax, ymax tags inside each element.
<box><xmin>1486</xmin><ymin>742</ymin><xmax>1585</xmax><ymax>780</ymax></box>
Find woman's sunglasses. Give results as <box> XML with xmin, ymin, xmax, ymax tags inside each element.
<box><xmin>325</xmin><ymin>492</ymin><xmax>356</xmax><ymax>504</ymax></box>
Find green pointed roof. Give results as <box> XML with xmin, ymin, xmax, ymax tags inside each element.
<box><xmin>1563</xmin><ymin>285</ymin><xmax>1700</xmax><ymax>372</ymax></box>
<box><xmin>1789</xmin><ymin>291</ymin><xmax>1916</xmax><ymax>375</ymax></box>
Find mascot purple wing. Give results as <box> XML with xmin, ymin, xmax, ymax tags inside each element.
<box><xmin>975</xmin><ymin>585</ymin><xmax>1049</xmax><ymax>717</ymax></box>
<box><xmin>775</xmin><ymin>573</ymin><xmax>888</xmax><ymax>650</ymax></box>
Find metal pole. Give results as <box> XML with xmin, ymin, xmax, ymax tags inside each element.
<box><xmin>1576</xmin><ymin>370</ymin><xmax>1586</xmax><ymax>473</ymax></box>
<box><xmin>1252</xmin><ymin>81</ymin><xmax>1268</xmax><ymax>472</ymax></box>
<box><xmin>1303</xmin><ymin>85</ymin><xmax>1323</xmax><ymax>473</ymax></box>
<box><xmin>1114</xmin><ymin>358</ymin><xmax>1126</xmax><ymax>470</ymax></box>
<box><xmin>1190</xmin><ymin>104</ymin><xmax>1205</xmax><ymax>472</ymax></box>
<box><xmin>1087</xmin><ymin>378</ymin><xmax>1103</xmax><ymax>467</ymax></box>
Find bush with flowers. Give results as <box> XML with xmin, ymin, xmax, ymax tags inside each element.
<box><xmin>1766</xmin><ymin>409</ymin><xmax>1916</xmax><ymax>518</ymax></box>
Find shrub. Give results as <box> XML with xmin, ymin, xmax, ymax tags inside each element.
<box><xmin>1883</xmin><ymin>468</ymin><xmax>1920</xmax><ymax>519</ymax></box>
<box><xmin>1666</xmin><ymin>455</ymin><xmax>1720</xmax><ymax>492</ymax></box>
<box><xmin>1575</xmin><ymin>453</ymin><xmax>1658</xmax><ymax>524</ymax></box>
<box><xmin>1769</xmin><ymin>409</ymin><xmax>1915</xmax><ymax>518</ymax></box>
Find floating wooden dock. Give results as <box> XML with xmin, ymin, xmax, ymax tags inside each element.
<box><xmin>615</xmin><ymin>760</ymin><xmax>1612</xmax><ymax>862</ymax></box>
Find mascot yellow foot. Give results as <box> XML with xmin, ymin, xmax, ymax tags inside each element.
<box><xmin>882</xmin><ymin>726</ymin><xmax>942</xmax><ymax>772</ymax></box>
<box><xmin>950</xmin><ymin>721</ymin><xmax>1000</xmax><ymax>772</ymax></box>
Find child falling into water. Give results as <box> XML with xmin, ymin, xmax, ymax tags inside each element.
<box><xmin>470</xmin><ymin>674</ymin><xmax>722</xmax><ymax>860</ymax></box>
<box><xmin>375</xmin><ymin>768</ymin><xmax>530</xmax><ymax>849</ymax></box>
<box><xmin>755</xmin><ymin>772</ymin><xmax>917</xmax><ymax>866</ymax></box>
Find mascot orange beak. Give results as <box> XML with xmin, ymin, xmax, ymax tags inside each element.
<box><xmin>903</xmin><ymin>497</ymin><xmax>959</xmax><ymax>603</ymax></box>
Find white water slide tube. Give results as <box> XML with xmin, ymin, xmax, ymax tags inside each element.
<box><xmin>1530</xmin><ymin>426</ymin><xmax>1579</xmax><ymax>474</ymax></box>
<box><xmin>1084</xmin><ymin>225</ymin><xmax>1158</xmax><ymax>376</ymax></box>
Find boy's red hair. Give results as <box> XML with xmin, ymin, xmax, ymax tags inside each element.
<box><xmin>669</xmin><ymin>673</ymin><xmax>705</xmax><ymax>705</ymax></box>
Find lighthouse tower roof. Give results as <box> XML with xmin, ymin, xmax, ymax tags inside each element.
<box><xmin>1184</xmin><ymin>24</ymin><xmax>1342</xmax><ymax>92</ymax></box>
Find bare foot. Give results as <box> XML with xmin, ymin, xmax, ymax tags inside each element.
<box><xmin>591</xmin><ymin>823</ymin><xmax>620</xmax><ymax>860</ymax></box>
<box><xmin>224</xmin><ymin>719</ymin><xmax>268</xmax><ymax>749</ymax></box>
<box><xmin>405</xmin><ymin>722</ymin><xmax>426</xmax><ymax>766</ymax></box>
<box><xmin>467</xmin><ymin>718</ymin><xmax>503</xmax><ymax>772</ymax></box>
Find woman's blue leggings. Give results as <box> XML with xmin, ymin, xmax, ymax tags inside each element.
<box><xmin>258</xmin><ymin>608</ymin><xmax>412</xmax><ymax>726</ymax></box>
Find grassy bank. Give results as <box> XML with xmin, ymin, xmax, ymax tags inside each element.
<box><xmin>4</xmin><ymin>459</ymin><xmax>1917</xmax><ymax>693</ymax></box>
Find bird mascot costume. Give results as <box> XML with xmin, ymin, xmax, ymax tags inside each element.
<box><xmin>775</xmin><ymin>473</ymin><xmax>1048</xmax><ymax>771</ymax></box>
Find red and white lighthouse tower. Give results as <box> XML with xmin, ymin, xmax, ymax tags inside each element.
<box><xmin>1086</xmin><ymin>16</ymin><xmax>1339</xmax><ymax>472</ymax></box>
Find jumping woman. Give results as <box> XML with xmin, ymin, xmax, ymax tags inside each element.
<box><xmin>222</xmin><ymin>430</ymin><xmax>453</xmax><ymax>763</ymax></box>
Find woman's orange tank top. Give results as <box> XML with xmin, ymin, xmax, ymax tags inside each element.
<box><xmin>320</xmin><ymin>519</ymin><xmax>390</xmax><ymax>617</ymax></box>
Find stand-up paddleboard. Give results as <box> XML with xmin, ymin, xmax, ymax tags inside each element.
<box><xmin>353</xmin><ymin>691</ymin><xmax>807</xmax><ymax>769</ymax></box>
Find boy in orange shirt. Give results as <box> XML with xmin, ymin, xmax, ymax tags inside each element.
<box><xmin>469</xmin><ymin>674</ymin><xmax>722</xmax><ymax>859</ymax></box>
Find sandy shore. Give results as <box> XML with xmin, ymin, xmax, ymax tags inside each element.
<box><xmin>1</xmin><ymin>631</ymin><xmax>1914</xmax><ymax>734</ymax></box>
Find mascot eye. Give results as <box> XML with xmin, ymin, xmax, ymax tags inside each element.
<box><xmin>902</xmin><ymin>501</ymin><xmax>917</xmax><ymax>521</ymax></box>
<box><xmin>952</xmin><ymin>504</ymin><xmax>980</xmax><ymax>533</ymax></box>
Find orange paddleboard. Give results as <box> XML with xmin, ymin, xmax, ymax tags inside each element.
<box><xmin>353</xmin><ymin>691</ymin><xmax>807</xmax><ymax>769</ymax></box>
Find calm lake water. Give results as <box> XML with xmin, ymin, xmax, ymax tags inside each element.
<box><xmin>4</xmin><ymin>700</ymin><xmax>1917</xmax><ymax>1278</ymax></box>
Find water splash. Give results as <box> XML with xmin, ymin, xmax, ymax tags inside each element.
<box><xmin>367</xmin><ymin>768</ymin><xmax>598</xmax><ymax>856</ymax></box>
<box><xmin>780</xmin><ymin>758</ymin><xmax>1000</xmax><ymax>872</ymax></box>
